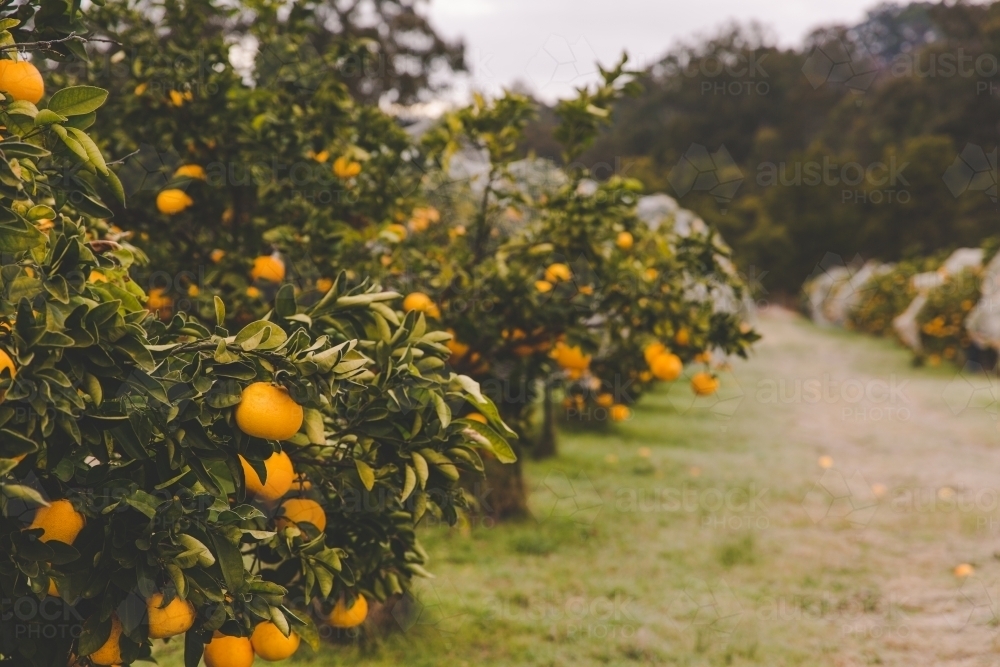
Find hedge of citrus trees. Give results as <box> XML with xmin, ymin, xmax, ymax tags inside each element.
<box><xmin>806</xmin><ymin>240</ymin><xmax>1000</xmax><ymax>367</ymax></box>
<box><xmin>46</xmin><ymin>0</ymin><xmax>759</xmax><ymax>514</ymax></box>
<box><xmin>0</xmin><ymin>0</ymin><xmax>761</xmax><ymax>664</ymax></box>
<box><xmin>0</xmin><ymin>2</ymin><xmax>516</xmax><ymax>666</ymax></box>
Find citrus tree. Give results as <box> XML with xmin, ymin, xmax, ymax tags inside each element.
<box><xmin>0</xmin><ymin>6</ymin><xmax>515</xmax><ymax>667</ymax></box>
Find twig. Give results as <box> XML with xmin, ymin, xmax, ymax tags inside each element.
<box><xmin>106</xmin><ymin>149</ymin><xmax>140</xmax><ymax>167</ymax></box>
<box><xmin>0</xmin><ymin>33</ymin><xmax>120</xmax><ymax>53</ymax></box>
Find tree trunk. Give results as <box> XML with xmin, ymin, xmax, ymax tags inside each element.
<box><xmin>533</xmin><ymin>382</ymin><xmax>558</xmax><ymax>459</ymax></box>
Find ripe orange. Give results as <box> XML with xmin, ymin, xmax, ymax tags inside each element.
<box><xmin>534</xmin><ymin>280</ymin><xmax>553</xmax><ymax>293</ymax></box>
<box><xmin>204</xmin><ymin>633</ymin><xmax>255</xmax><ymax>667</ymax></box>
<box><xmin>650</xmin><ymin>353</ymin><xmax>682</xmax><ymax>381</ymax></box>
<box><xmin>385</xmin><ymin>223</ymin><xmax>408</xmax><ymax>240</ymax></box>
<box><xmin>616</xmin><ymin>231</ymin><xmax>634</xmax><ymax>250</ymax></box>
<box><xmin>156</xmin><ymin>189</ymin><xmax>193</xmax><ymax>215</ymax></box>
<box><xmin>210</xmin><ymin>249</ymin><xmax>226</xmax><ymax>263</ymax></box>
<box><xmin>954</xmin><ymin>563</ymin><xmax>974</xmax><ymax>578</ymax></box>
<box><xmin>240</xmin><ymin>452</ymin><xmax>294</xmax><ymax>502</ymax></box>
<box><xmin>551</xmin><ymin>342</ymin><xmax>591</xmax><ymax>371</ymax></box>
<box><xmin>643</xmin><ymin>342</ymin><xmax>666</xmax><ymax>365</ymax></box>
<box><xmin>544</xmin><ymin>263</ymin><xmax>572</xmax><ymax>282</ymax></box>
<box><xmin>277</xmin><ymin>498</ymin><xmax>326</xmax><ymax>533</ymax></box>
<box><xmin>147</xmin><ymin>593</ymin><xmax>196</xmax><ymax>639</ymax></box>
<box><xmin>316</xmin><ymin>277</ymin><xmax>333</xmax><ymax>292</ymax></box>
<box><xmin>0</xmin><ymin>60</ymin><xmax>44</xmax><ymax>103</ymax></box>
<box><xmin>403</xmin><ymin>292</ymin><xmax>432</xmax><ymax>312</ymax></box>
<box><xmin>88</xmin><ymin>614</ymin><xmax>123</xmax><ymax>665</ymax></box>
<box><xmin>333</xmin><ymin>156</ymin><xmax>362</xmax><ymax>178</ymax></box>
<box><xmin>674</xmin><ymin>328</ymin><xmax>690</xmax><ymax>347</ymax></box>
<box><xmin>250</xmin><ymin>255</ymin><xmax>285</xmax><ymax>283</ymax></box>
<box><xmin>595</xmin><ymin>393</ymin><xmax>614</xmax><ymax>408</ymax></box>
<box><xmin>327</xmin><ymin>595</ymin><xmax>368</xmax><ymax>628</ymax></box>
<box><xmin>250</xmin><ymin>622</ymin><xmax>300</xmax><ymax>661</ymax></box>
<box><xmin>88</xmin><ymin>270</ymin><xmax>108</xmax><ymax>283</ymax></box>
<box><xmin>173</xmin><ymin>164</ymin><xmax>206</xmax><ymax>180</ymax></box>
<box><xmin>446</xmin><ymin>331</ymin><xmax>469</xmax><ymax>361</ymax></box>
<box><xmin>466</xmin><ymin>412</ymin><xmax>488</xmax><ymax>424</ymax></box>
<box><xmin>28</xmin><ymin>499</ymin><xmax>85</xmax><ymax>545</ymax></box>
<box><xmin>609</xmin><ymin>404</ymin><xmax>631</xmax><ymax>421</ymax></box>
<box><xmin>246</xmin><ymin>286</ymin><xmax>262</xmax><ymax>299</ymax></box>
<box><xmin>0</xmin><ymin>349</ymin><xmax>16</xmax><ymax>402</ymax></box>
<box><xmin>236</xmin><ymin>382</ymin><xmax>304</xmax><ymax>441</ymax></box>
<box><xmin>691</xmin><ymin>372</ymin><xmax>719</xmax><ymax>396</ymax></box>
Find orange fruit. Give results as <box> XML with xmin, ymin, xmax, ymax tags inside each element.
<box><xmin>650</xmin><ymin>353</ymin><xmax>682</xmax><ymax>381</ymax></box>
<box><xmin>544</xmin><ymin>263</ymin><xmax>571</xmax><ymax>282</ymax></box>
<box><xmin>674</xmin><ymin>328</ymin><xmax>690</xmax><ymax>347</ymax></box>
<box><xmin>326</xmin><ymin>595</ymin><xmax>368</xmax><ymax>628</ymax></box>
<box><xmin>156</xmin><ymin>189</ymin><xmax>193</xmax><ymax>214</ymax></box>
<box><xmin>616</xmin><ymin>231</ymin><xmax>633</xmax><ymax>250</ymax></box>
<box><xmin>147</xmin><ymin>593</ymin><xmax>196</xmax><ymax>639</ymax></box>
<box><xmin>551</xmin><ymin>342</ymin><xmax>591</xmax><ymax>371</ymax></box>
<box><xmin>88</xmin><ymin>614</ymin><xmax>123</xmax><ymax>665</ymax></box>
<box><xmin>28</xmin><ymin>499</ymin><xmax>85</xmax><ymax>545</ymax></box>
<box><xmin>534</xmin><ymin>280</ymin><xmax>553</xmax><ymax>293</ymax></box>
<box><xmin>204</xmin><ymin>633</ymin><xmax>255</xmax><ymax>667</ymax></box>
<box><xmin>466</xmin><ymin>412</ymin><xmax>488</xmax><ymax>424</ymax></box>
<box><xmin>236</xmin><ymin>382</ymin><xmax>304</xmax><ymax>441</ymax></box>
<box><xmin>210</xmin><ymin>249</ymin><xmax>226</xmax><ymax>263</ymax></box>
<box><xmin>277</xmin><ymin>498</ymin><xmax>326</xmax><ymax>533</ymax></box>
<box><xmin>250</xmin><ymin>622</ymin><xmax>300</xmax><ymax>661</ymax></box>
<box><xmin>403</xmin><ymin>292</ymin><xmax>432</xmax><ymax>312</ymax></box>
<box><xmin>316</xmin><ymin>277</ymin><xmax>333</xmax><ymax>292</ymax></box>
<box><xmin>691</xmin><ymin>372</ymin><xmax>719</xmax><ymax>396</ymax></box>
<box><xmin>0</xmin><ymin>60</ymin><xmax>44</xmax><ymax>103</ymax></box>
<box><xmin>240</xmin><ymin>452</ymin><xmax>295</xmax><ymax>502</ymax></box>
<box><xmin>88</xmin><ymin>270</ymin><xmax>108</xmax><ymax>283</ymax></box>
<box><xmin>954</xmin><ymin>563</ymin><xmax>974</xmax><ymax>578</ymax></box>
<box><xmin>0</xmin><ymin>349</ymin><xmax>16</xmax><ymax>402</ymax></box>
<box><xmin>333</xmin><ymin>156</ymin><xmax>361</xmax><ymax>178</ymax></box>
<box><xmin>385</xmin><ymin>223</ymin><xmax>408</xmax><ymax>240</ymax></box>
<box><xmin>250</xmin><ymin>255</ymin><xmax>285</xmax><ymax>283</ymax></box>
<box><xmin>173</xmin><ymin>164</ymin><xmax>206</xmax><ymax>180</ymax></box>
<box><xmin>595</xmin><ymin>393</ymin><xmax>614</xmax><ymax>408</ymax></box>
<box><xmin>643</xmin><ymin>342</ymin><xmax>666</xmax><ymax>365</ymax></box>
<box><xmin>609</xmin><ymin>404</ymin><xmax>631</xmax><ymax>421</ymax></box>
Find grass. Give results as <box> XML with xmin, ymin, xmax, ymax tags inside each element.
<box><xmin>155</xmin><ymin>311</ymin><xmax>1000</xmax><ymax>666</ymax></box>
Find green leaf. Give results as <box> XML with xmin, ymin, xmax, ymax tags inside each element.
<box><xmin>214</xmin><ymin>296</ymin><xmax>226</xmax><ymax>327</ymax></box>
<box><xmin>47</xmin><ymin>86</ymin><xmax>109</xmax><ymax>116</ymax></box>
<box><xmin>400</xmin><ymin>464</ymin><xmax>416</xmax><ymax>502</ymax></box>
<box><xmin>303</xmin><ymin>408</ymin><xmax>325</xmax><ymax>445</ymax></box>
<box><xmin>234</xmin><ymin>320</ymin><xmax>287</xmax><ymax>351</ymax></box>
<box><xmin>0</xmin><ymin>221</ymin><xmax>44</xmax><ymax>252</ymax></box>
<box><xmin>67</xmin><ymin>127</ymin><xmax>109</xmax><ymax>175</ymax></box>
<box><xmin>355</xmin><ymin>459</ymin><xmax>375</xmax><ymax>491</ymax></box>
<box><xmin>431</xmin><ymin>393</ymin><xmax>451</xmax><ymax>429</ymax></box>
<box><xmin>184</xmin><ymin>630</ymin><xmax>204</xmax><ymax>667</ymax></box>
<box><xmin>463</xmin><ymin>420</ymin><xmax>517</xmax><ymax>463</ymax></box>
<box><xmin>209</xmin><ymin>530</ymin><xmax>246</xmax><ymax>594</ymax></box>
<box><xmin>1</xmin><ymin>483</ymin><xmax>49</xmax><ymax>506</ymax></box>
<box><xmin>34</xmin><ymin>108</ymin><xmax>67</xmax><ymax>126</ymax></box>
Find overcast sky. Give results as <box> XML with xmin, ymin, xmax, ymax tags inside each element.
<box><xmin>425</xmin><ymin>0</ymin><xmax>895</xmax><ymax>102</ymax></box>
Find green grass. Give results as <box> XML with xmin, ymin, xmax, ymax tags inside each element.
<box><xmin>155</xmin><ymin>311</ymin><xmax>1000</xmax><ymax>666</ymax></box>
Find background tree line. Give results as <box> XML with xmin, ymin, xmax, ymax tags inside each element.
<box><xmin>519</xmin><ymin>1</ymin><xmax>1000</xmax><ymax>296</ymax></box>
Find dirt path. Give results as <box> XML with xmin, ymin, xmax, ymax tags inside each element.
<box><xmin>725</xmin><ymin>306</ymin><xmax>1000</xmax><ymax>666</ymax></box>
